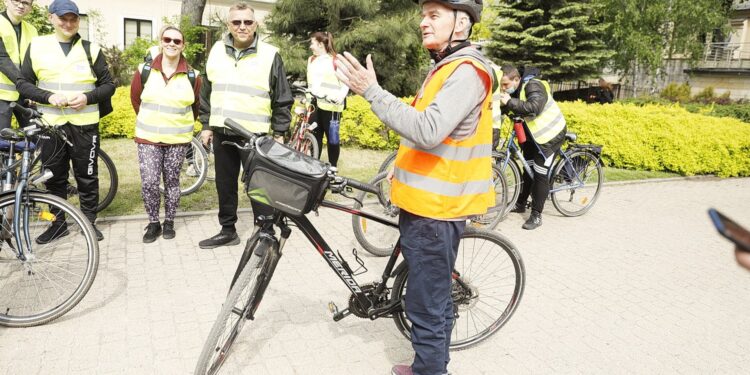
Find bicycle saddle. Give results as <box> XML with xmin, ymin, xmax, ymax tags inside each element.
<box><xmin>0</xmin><ymin>128</ymin><xmax>23</xmax><ymax>142</ymax></box>
<box><xmin>565</xmin><ymin>132</ymin><xmax>577</xmax><ymax>142</ymax></box>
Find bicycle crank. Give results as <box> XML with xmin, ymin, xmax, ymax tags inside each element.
<box><xmin>327</xmin><ymin>301</ymin><xmax>351</xmax><ymax>322</ymax></box>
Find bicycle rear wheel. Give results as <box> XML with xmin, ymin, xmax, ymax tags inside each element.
<box><xmin>195</xmin><ymin>237</ymin><xmax>279</xmax><ymax>375</ymax></box>
<box><xmin>65</xmin><ymin>149</ymin><xmax>118</xmax><ymax>213</ymax></box>
<box><xmin>494</xmin><ymin>152</ymin><xmax>522</xmax><ymax>218</ymax></box>
<box><xmin>351</xmin><ymin>172</ymin><xmax>399</xmax><ymax>257</ymax></box>
<box><xmin>377</xmin><ymin>150</ymin><xmax>398</xmax><ymax>174</ymax></box>
<box><xmin>392</xmin><ymin>228</ymin><xmax>524</xmax><ymax>350</ymax></box>
<box><xmin>0</xmin><ymin>192</ymin><xmax>99</xmax><ymax>327</ymax></box>
<box><xmin>550</xmin><ymin>150</ymin><xmax>603</xmax><ymax>217</ymax></box>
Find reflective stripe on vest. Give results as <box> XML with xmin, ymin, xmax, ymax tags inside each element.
<box><xmin>520</xmin><ymin>79</ymin><xmax>566</xmax><ymax>144</ymax></box>
<box><xmin>29</xmin><ymin>35</ymin><xmax>99</xmax><ymax>126</ymax></box>
<box><xmin>0</xmin><ymin>18</ymin><xmax>37</xmax><ymax>101</ymax></box>
<box><xmin>135</xmin><ymin>63</ymin><xmax>198</xmax><ymax>144</ymax></box>
<box><xmin>390</xmin><ymin>58</ymin><xmax>495</xmax><ymax>219</ymax></box>
<box><xmin>491</xmin><ymin>64</ymin><xmax>503</xmax><ymax>129</ymax></box>
<box><xmin>206</xmin><ymin>40</ymin><xmax>276</xmax><ymax>133</ymax></box>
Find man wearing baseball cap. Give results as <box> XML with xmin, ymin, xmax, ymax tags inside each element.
<box><xmin>17</xmin><ymin>0</ymin><xmax>115</xmax><ymax>243</ymax></box>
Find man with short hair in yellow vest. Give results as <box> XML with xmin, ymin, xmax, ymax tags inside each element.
<box><xmin>498</xmin><ymin>65</ymin><xmax>567</xmax><ymax>230</ymax></box>
<box><xmin>17</xmin><ymin>0</ymin><xmax>115</xmax><ymax>242</ymax></box>
<box><xmin>198</xmin><ymin>2</ymin><xmax>293</xmax><ymax>249</ymax></box>
<box><xmin>336</xmin><ymin>1</ymin><xmax>494</xmax><ymax>374</ymax></box>
<box><xmin>0</xmin><ymin>0</ymin><xmax>37</xmax><ymax>130</ymax></box>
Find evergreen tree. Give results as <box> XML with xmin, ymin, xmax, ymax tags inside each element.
<box><xmin>486</xmin><ymin>0</ymin><xmax>613</xmax><ymax>81</ymax></box>
<box><xmin>266</xmin><ymin>0</ymin><xmax>428</xmax><ymax>97</ymax></box>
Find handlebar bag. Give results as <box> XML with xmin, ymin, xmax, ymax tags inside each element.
<box><xmin>242</xmin><ymin>136</ymin><xmax>330</xmax><ymax>216</ymax></box>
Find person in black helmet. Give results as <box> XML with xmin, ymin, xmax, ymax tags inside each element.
<box><xmin>336</xmin><ymin>1</ymin><xmax>490</xmax><ymax>374</ymax></box>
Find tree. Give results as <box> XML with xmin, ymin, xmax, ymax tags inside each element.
<box><xmin>181</xmin><ymin>0</ymin><xmax>207</xmax><ymax>28</ymax></box>
<box><xmin>598</xmin><ymin>0</ymin><xmax>732</xmax><ymax>76</ymax></box>
<box><xmin>486</xmin><ymin>0</ymin><xmax>614</xmax><ymax>82</ymax></box>
<box><xmin>266</xmin><ymin>0</ymin><xmax>428</xmax><ymax>97</ymax></box>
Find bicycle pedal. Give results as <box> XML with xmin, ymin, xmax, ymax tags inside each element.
<box><xmin>327</xmin><ymin>301</ymin><xmax>339</xmax><ymax>315</ymax></box>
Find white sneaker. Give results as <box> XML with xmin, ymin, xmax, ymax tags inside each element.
<box><xmin>186</xmin><ymin>163</ymin><xmax>199</xmax><ymax>177</ymax></box>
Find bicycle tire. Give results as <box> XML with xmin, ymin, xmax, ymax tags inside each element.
<box><xmin>351</xmin><ymin>172</ymin><xmax>399</xmax><ymax>257</ymax></box>
<box><xmin>95</xmin><ymin>150</ymin><xmax>118</xmax><ymax>212</ymax></box>
<box><xmin>160</xmin><ymin>138</ymin><xmax>209</xmax><ymax>196</ymax></box>
<box><xmin>195</xmin><ymin>238</ymin><xmax>278</xmax><ymax>375</ymax></box>
<box><xmin>0</xmin><ymin>192</ymin><xmax>99</xmax><ymax>327</ymax></box>
<box><xmin>494</xmin><ymin>152</ymin><xmax>522</xmax><ymax>218</ymax></box>
<box><xmin>302</xmin><ymin>132</ymin><xmax>320</xmax><ymax>159</ymax></box>
<box><xmin>377</xmin><ymin>150</ymin><xmax>398</xmax><ymax>174</ymax></box>
<box><xmin>392</xmin><ymin>228</ymin><xmax>525</xmax><ymax>350</ymax></box>
<box><xmin>467</xmin><ymin>165</ymin><xmax>507</xmax><ymax>230</ymax></box>
<box><xmin>550</xmin><ymin>150</ymin><xmax>603</xmax><ymax>217</ymax></box>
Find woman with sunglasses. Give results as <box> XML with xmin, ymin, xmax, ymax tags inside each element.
<box><xmin>130</xmin><ymin>26</ymin><xmax>201</xmax><ymax>243</ymax></box>
<box><xmin>306</xmin><ymin>31</ymin><xmax>348</xmax><ymax>167</ymax></box>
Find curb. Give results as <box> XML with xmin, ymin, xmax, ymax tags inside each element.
<box><xmin>97</xmin><ymin>175</ymin><xmax>734</xmax><ymax>223</ymax></box>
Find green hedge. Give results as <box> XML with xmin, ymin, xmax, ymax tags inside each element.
<box><xmin>99</xmin><ymin>88</ymin><xmax>750</xmax><ymax>177</ymax></box>
<box><xmin>620</xmin><ymin>97</ymin><xmax>750</xmax><ymax>124</ymax></box>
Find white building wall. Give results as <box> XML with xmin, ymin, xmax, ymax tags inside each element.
<box><xmin>34</xmin><ymin>0</ymin><xmax>275</xmax><ymax>49</ymax></box>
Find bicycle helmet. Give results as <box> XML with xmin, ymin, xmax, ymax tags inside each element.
<box><xmin>416</xmin><ymin>0</ymin><xmax>483</xmax><ymax>23</ymax></box>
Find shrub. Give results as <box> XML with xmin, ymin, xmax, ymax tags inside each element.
<box><xmin>559</xmin><ymin>101</ymin><xmax>750</xmax><ymax>177</ymax></box>
<box><xmin>339</xmin><ymin>96</ymin><xmax>406</xmax><ymax>150</ymax></box>
<box><xmin>693</xmin><ymin>86</ymin><xmax>716</xmax><ymax>104</ymax></box>
<box><xmin>660</xmin><ymin>83</ymin><xmax>691</xmax><ymax>103</ymax></box>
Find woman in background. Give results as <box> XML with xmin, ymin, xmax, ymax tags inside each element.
<box><xmin>306</xmin><ymin>31</ymin><xmax>348</xmax><ymax>167</ymax></box>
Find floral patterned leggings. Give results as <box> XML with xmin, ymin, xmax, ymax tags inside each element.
<box><xmin>137</xmin><ymin>143</ymin><xmax>189</xmax><ymax>223</ymax></box>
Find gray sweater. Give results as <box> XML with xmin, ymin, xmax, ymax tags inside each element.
<box><xmin>363</xmin><ymin>47</ymin><xmax>494</xmax><ymax>148</ymax></box>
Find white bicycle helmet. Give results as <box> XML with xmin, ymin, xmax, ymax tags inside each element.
<box><xmin>416</xmin><ymin>0</ymin><xmax>483</xmax><ymax>23</ymax></box>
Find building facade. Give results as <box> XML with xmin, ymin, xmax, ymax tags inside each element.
<box><xmin>34</xmin><ymin>0</ymin><xmax>276</xmax><ymax>49</ymax></box>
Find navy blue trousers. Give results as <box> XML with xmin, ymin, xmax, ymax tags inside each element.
<box><xmin>399</xmin><ymin>210</ymin><xmax>465</xmax><ymax>375</ymax></box>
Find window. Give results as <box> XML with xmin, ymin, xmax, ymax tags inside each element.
<box><xmin>78</xmin><ymin>14</ymin><xmax>89</xmax><ymax>40</ymax></box>
<box><xmin>124</xmin><ymin>18</ymin><xmax>152</xmax><ymax>47</ymax></box>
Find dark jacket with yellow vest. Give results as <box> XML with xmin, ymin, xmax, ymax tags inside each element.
<box><xmin>17</xmin><ymin>34</ymin><xmax>115</xmax><ymax>125</ymax></box>
<box><xmin>363</xmin><ymin>47</ymin><xmax>495</xmax><ymax>220</ymax></box>
<box><xmin>199</xmin><ymin>34</ymin><xmax>293</xmax><ymax>135</ymax></box>
<box><xmin>502</xmin><ymin>75</ymin><xmax>566</xmax><ymax>145</ymax></box>
<box><xmin>0</xmin><ymin>12</ymin><xmax>36</xmax><ymax>102</ymax></box>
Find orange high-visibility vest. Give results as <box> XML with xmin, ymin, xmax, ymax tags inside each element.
<box><xmin>391</xmin><ymin>58</ymin><xmax>495</xmax><ymax>219</ymax></box>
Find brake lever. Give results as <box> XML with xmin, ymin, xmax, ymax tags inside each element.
<box><xmin>221</xmin><ymin>140</ymin><xmax>252</xmax><ymax>152</ymax></box>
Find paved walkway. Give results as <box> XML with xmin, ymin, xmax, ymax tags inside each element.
<box><xmin>2</xmin><ymin>178</ymin><xmax>750</xmax><ymax>374</ymax></box>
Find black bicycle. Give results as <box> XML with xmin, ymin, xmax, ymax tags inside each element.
<box><xmin>194</xmin><ymin>119</ymin><xmax>526</xmax><ymax>374</ymax></box>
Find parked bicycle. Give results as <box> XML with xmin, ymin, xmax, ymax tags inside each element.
<box><xmin>494</xmin><ymin>116</ymin><xmax>604</xmax><ymax>217</ymax></box>
<box><xmin>287</xmin><ymin>83</ymin><xmax>344</xmax><ymax>160</ymax></box>
<box><xmin>0</xmin><ymin>103</ymin><xmax>99</xmax><ymax>327</ymax></box>
<box><xmin>159</xmin><ymin>136</ymin><xmax>213</xmax><ymax>196</ymax></box>
<box><xmin>194</xmin><ymin>119</ymin><xmax>525</xmax><ymax>374</ymax></box>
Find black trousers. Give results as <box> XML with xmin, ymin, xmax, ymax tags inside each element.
<box><xmin>40</xmin><ymin>123</ymin><xmax>99</xmax><ymax>223</ymax></box>
<box><xmin>0</xmin><ymin>99</ymin><xmax>30</xmax><ymax>130</ymax></box>
<box><xmin>212</xmin><ymin>131</ymin><xmax>273</xmax><ymax>233</ymax></box>
<box><xmin>311</xmin><ymin>108</ymin><xmax>341</xmax><ymax>167</ymax></box>
<box><xmin>517</xmin><ymin>127</ymin><xmax>566</xmax><ymax>214</ymax></box>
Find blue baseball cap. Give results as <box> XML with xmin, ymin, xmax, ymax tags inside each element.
<box><xmin>48</xmin><ymin>0</ymin><xmax>80</xmax><ymax>17</ymax></box>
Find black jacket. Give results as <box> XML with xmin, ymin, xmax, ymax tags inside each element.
<box><xmin>501</xmin><ymin>77</ymin><xmax>547</xmax><ymax>118</ymax></box>
<box><xmin>199</xmin><ymin>34</ymin><xmax>293</xmax><ymax>135</ymax></box>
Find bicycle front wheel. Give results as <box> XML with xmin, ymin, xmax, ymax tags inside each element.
<box><xmin>160</xmin><ymin>138</ymin><xmax>209</xmax><ymax>196</ymax></box>
<box><xmin>468</xmin><ymin>165</ymin><xmax>507</xmax><ymax>230</ymax></box>
<box><xmin>377</xmin><ymin>150</ymin><xmax>398</xmax><ymax>174</ymax></box>
<box><xmin>494</xmin><ymin>152</ymin><xmax>522</xmax><ymax>218</ymax></box>
<box><xmin>351</xmin><ymin>172</ymin><xmax>400</xmax><ymax>257</ymax></box>
<box><xmin>301</xmin><ymin>132</ymin><xmax>320</xmax><ymax>159</ymax></box>
<box><xmin>195</xmin><ymin>238</ymin><xmax>278</xmax><ymax>375</ymax></box>
<box><xmin>0</xmin><ymin>192</ymin><xmax>99</xmax><ymax>327</ymax></box>
<box><xmin>392</xmin><ymin>228</ymin><xmax>525</xmax><ymax>350</ymax></box>
<box><xmin>550</xmin><ymin>150</ymin><xmax>603</xmax><ymax>217</ymax></box>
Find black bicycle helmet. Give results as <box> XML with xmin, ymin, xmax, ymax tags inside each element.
<box><xmin>416</xmin><ymin>0</ymin><xmax>483</xmax><ymax>23</ymax></box>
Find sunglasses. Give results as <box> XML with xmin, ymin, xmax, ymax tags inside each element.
<box><xmin>162</xmin><ymin>37</ymin><xmax>183</xmax><ymax>45</ymax></box>
<box><xmin>230</xmin><ymin>20</ymin><xmax>255</xmax><ymax>27</ymax></box>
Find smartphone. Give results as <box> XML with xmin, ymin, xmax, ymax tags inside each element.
<box><xmin>709</xmin><ymin>208</ymin><xmax>750</xmax><ymax>252</ymax></box>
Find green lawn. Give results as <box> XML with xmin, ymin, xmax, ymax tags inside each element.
<box><xmin>97</xmin><ymin>138</ymin><xmax>680</xmax><ymax>217</ymax></box>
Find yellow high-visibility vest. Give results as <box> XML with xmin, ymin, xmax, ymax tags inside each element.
<box><xmin>135</xmin><ymin>63</ymin><xmax>198</xmax><ymax>144</ymax></box>
<box><xmin>391</xmin><ymin>58</ymin><xmax>495</xmax><ymax>219</ymax></box>
<box><xmin>29</xmin><ymin>35</ymin><xmax>99</xmax><ymax>126</ymax></box>
<box><xmin>490</xmin><ymin>64</ymin><xmax>503</xmax><ymax>129</ymax></box>
<box><xmin>206</xmin><ymin>40</ymin><xmax>277</xmax><ymax>133</ymax></box>
<box><xmin>306</xmin><ymin>54</ymin><xmax>345</xmax><ymax>112</ymax></box>
<box><xmin>0</xmin><ymin>17</ymin><xmax>37</xmax><ymax>101</ymax></box>
<box><xmin>520</xmin><ymin>79</ymin><xmax>566</xmax><ymax>144</ymax></box>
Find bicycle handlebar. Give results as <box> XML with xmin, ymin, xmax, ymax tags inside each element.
<box><xmin>224</xmin><ymin>118</ymin><xmax>260</xmax><ymax>143</ymax></box>
<box><xmin>9</xmin><ymin>102</ymin><xmax>42</xmax><ymax>119</ymax></box>
<box><xmin>336</xmin><ymin>176</ymin><xmax>379</xmax><ymax>196</ymax></box>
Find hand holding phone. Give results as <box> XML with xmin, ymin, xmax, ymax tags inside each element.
<box><xmin>709</xmin><ymin>208</ymin><xmax>750</xmax><ymax>252</ymax></box>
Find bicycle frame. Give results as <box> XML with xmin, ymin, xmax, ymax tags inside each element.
<box><xmin>275</xmin><ymin>199</ymin><xmax>402</xmax><ymax>319</ymax></box>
